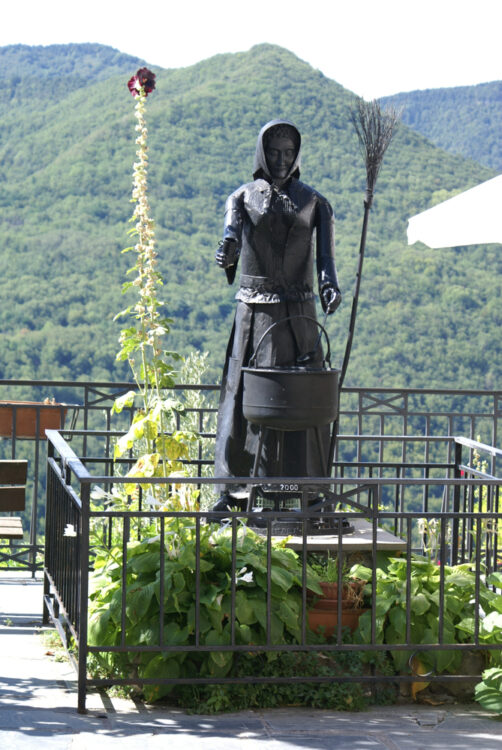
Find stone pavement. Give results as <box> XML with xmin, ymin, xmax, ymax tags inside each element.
<box><xmin>1</xmin><ymin>573</ymin><xmax>502</xmax><ymax>749</ymax></box>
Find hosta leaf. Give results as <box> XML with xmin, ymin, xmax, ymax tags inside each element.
<box><xmin>163</xmin><ymin>620</ymin><xmax>190</xmax><ymax>646</ymax></box>
<box><xmin>270</xmin><ymin>565</ymin><xmax>295</xmax><ymax>592</ymax></box>
<box><xmin>277</xmin><ymin>599</ymin><xmax>300</xmax><ymax>634</ymax></box>
<box><xmin>410</xmin><ymin>593</ymin><xmax>430</xmax><ymax>615</ymax></box>
<box><xmin>235</xmin><ymin>589</ymin><xmax>257</xmax><ymax>625</ymax></box>
<box><xmin>475</xmin><ymin>668</ymin><xmax>502</xmax><ymax>713</ymax></box>
<box><xmin>88</xmin><ymin>607</ymin><xmax>115</xmax><ymax>645</ymax></box>
<box><xmin>128</xmin><ymin>551</ymin><xmax>160</xmax><ymax>575</ymax></box>
<box><xmin>481</xmin><ymin>610</ymin><xmax>502</xmax><ymax>635</ymax></box>
<box><xmin>125</xmin><ymin>582</ymin><xmax>156</xmax><ymax>624</ymax></box>
<box><xmin>388</xmin><ymin>605</ymin><xmax>407</xmax><ymax>632</ymax></box>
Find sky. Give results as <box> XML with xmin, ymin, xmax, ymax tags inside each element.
<box><xmin>1</xmin><ymin>0</ymin><xmax>501</xmax><ymax>99</ymax></box>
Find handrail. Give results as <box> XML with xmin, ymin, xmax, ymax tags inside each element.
<box><xmin>454</xmin><ymin>435</ymin><xmax>502</xmax><ymax>458</ymax></box>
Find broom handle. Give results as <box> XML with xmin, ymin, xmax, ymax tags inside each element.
<box><xmin>338</xmin><ymin>193</ymin><xmax>372</xmax><ymax>390</ymax></box>
<box><xmin>326</xmin><ymin>193</ymin><xmax>372</xmax><ymax>476</ymax></box>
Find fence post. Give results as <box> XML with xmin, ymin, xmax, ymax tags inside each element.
<box><xmin>451</xmin><ymin>440</ymin><xmax>463</xmax><ymax>564</ymax></box>
<box><xmin>77</xmin><ymin>480</ymin><xmax>90</xmax><ymax>714</ymax></box>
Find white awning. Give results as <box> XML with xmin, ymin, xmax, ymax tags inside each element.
<box><xmin>407</xmin><ymin>174</ymin><xmax>502</xmax><ymax>249</ymax></box>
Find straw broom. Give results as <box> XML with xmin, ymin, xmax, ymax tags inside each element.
<box><xmin>339</xmin><ymin>98</ymin><xmax>400</xmax><ymax>388</ymax></box>
<box><xmin>327</xmin><ymin>100</ymin><xmax>399</xmax><ymax>475</ymax></box>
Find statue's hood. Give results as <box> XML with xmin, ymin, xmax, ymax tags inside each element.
<box><xmin>252</xmin><ymin>119</ymin><xmax>301</xmax><ymax>185</ymax></box>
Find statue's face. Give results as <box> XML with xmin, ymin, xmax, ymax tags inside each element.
<box><xmin>265</xmin><ymin>136</ymin><xmax>297</xmax><ymax>180</ymax></box>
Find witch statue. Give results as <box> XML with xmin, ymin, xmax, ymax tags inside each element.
<box><xmin>212</xmin><ymin>119</ymin><xmax>341</xmax><ymax>512</ymax></box>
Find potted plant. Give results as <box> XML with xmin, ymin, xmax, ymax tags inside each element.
<box><xmin>307</xmin><ymin>555</ymin><xmax>367</xmax><ymax>636</ymax></box>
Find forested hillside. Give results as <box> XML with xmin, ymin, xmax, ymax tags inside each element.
<box><xmin>0</xmin><ymin>43</ymin><xmax>498</xmax><ymax>389</ymax></box>
<box><xmin>381</xmin><ymin>81</ymin><xmax>502</xmax><ymax>172</ymax></box>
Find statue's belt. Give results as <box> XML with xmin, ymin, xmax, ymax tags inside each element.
<box><xmin>239</xmin><ymin>275</ymin><xmax>312</xmax><ymax>296</ymax></box>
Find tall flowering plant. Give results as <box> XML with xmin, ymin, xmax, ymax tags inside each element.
<box><xmin>112</xmin><ymin>68</ymin><xmax>194</xmax><ymax>506</ymax></box>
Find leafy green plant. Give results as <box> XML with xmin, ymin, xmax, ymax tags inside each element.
<box><xmin>87</xmin><ymin>519</ymin><xmax>325</xmax><ymax>703</ymax></box>
<box><xmin>307</xmin><ymin>553</ymin><xmax>367</xmax><ymax>610</ymax></box>
<box><xmin>475</xmin><ymin>668</ymin><xmax>502</xmax><ymax>713</ymax></box>
<box><xmin>172</xmin><ymin>650</ymin><xmax>371</xmax><ymax>713</ymax></box>
<box><xmin>308</xmin><ymin>553</ymin><xmax>345</xmax><ymax>582</ymax></box>
<box><xmin>351</xmin><ymin>555</ymin><xmax>502</xmax><ymax>676</ymax></box>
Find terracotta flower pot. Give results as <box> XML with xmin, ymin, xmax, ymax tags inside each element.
<box><xmin>308</xmin><ymin>607</ymin><xmax>367</xmax><ymax>636</ymax></box>
<box><xmin>318</xmin><ymin>580</ymin><xmax>362</xmax><ymax>601</ymax></box>
<box><xmin>307</xmin><ymin>578</ymin><xmax>367</xmax><ymax>636</ymax></box>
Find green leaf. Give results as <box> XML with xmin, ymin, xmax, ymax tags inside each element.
<box><xmin>186</xmin><ymin>604</ymin><xmax>213</xmax><ymax>634</ymax></box>
<box><xmin>475</xmin><ymin>668</ymin><xmax>502</xmax><ymax>713</ymax></box>
<box><xmin>374</xmin><ymin>595</ymin><xmax>396</xmax><ymax>617</ymax></box>
<box><xmin>388</xmin><ymin>605</ymin><xmax>407</xmax><ymax>633</ymax></box>
<box><xmin>270</xmin><ymin>565</ymin><xmax>295</xmax><ymax>592</ymax></box>
<box><xmin>88</xmin><ymin>607</ymin><xmax>115</xmax><ymax>645</ymax></box>
<box><xmin>390</xmin><ymin>648</ymin><xmax>412</xmax><ymax>672</ymax></box>
<box><xmin>235</xmin><ymin>589</ymin><xmax>257</xmax><ymax>625</ymax></box>
<box><xmin>128</xmin><ymin>551</ymin><xmax>159</xmax><ymax>575</ymax></box>
<box><xmin>112</xmin><ymin>390</ymin><xmax>136</xmax><ymax>414</ymax></box>
<box><xmin>435</xmin><ymin>649</ymin><xmax>458</xmax><ymax>674</ymax></box>
<box><xmin>140</xmin><ymin>654</ymin><xmax>180</xmax><ymax>701</ymax></box>
<box><xmin>172</xmin><ymin>571</ymin><xmax>186</xmax><ymax>595</ymax></box>
<box><xmin>456</xmin><ymin>616</ymin><xmax>475</xmax><ymax>636</ymax></box>
<box><xmin>481</xmin><ymin>611</ymin><xmax>502</xmax><ymax>635</ymax></box>
<box><xmin>125</xmin><ymin>582</ymin><xmax>156</xmax><ymax>624</ymax></box>
<box><xmin>198</xmin><ymin>584</ymin><xmax>221</xmax><ymax>607</ymax></box>
<box><xmin>442</xmin><ymin>594</ymin><xmax>464</xmax><ymax>616</ymax></box>
<box><xmin>277</xmin><ymin>598</ymin><xmax>300</xmax><ymax>635</ymax></box>
<box><xmin>235</xmin><ymin>622</ymin><xmax>253</xmax><ymax>643</ymax></box>
<box><xmin>356</xmin><ymin>611</ymin><xmax>386</xmax><ymax>644</ymax></box>
<box><xmin>164</xmin><ymin>620</ymin><xmax>190</xmax><ymax>646</ymax></box>
<box><xmin>410</xmin><ymin>593</ymin><xmax>430</xmax><ymax>615</ymax></box>
<box><xmin>487</xmin><ymin>572</ymin><xmax>502</xmax><ymax>588</ymax></box>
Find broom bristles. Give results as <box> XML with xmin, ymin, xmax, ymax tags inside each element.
<box><xmin>350</xmin><ymin>99</ymin><xmax>400</xmax><ymax>194</ymax></box>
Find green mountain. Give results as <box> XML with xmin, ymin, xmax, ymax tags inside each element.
<box><xmin>381</xmin><ymin>81</ymin><xmax>502</xmax><ymax>172</ymax></box>
<box><xmin>0</xmin><ymin>43</ymin><xmax>497</xmax><ymax>390</ymax></box>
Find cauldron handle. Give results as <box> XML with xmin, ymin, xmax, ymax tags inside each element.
<box><xmin>248</xmin><ymin>315</ymin><xmax>331</xmax><ymax>368</ymax></box>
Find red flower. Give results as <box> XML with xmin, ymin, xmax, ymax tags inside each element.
<box><xmin>127</xmin><ymin>67</ymin><xmax>156</xmax><ymax>98</ymax></box>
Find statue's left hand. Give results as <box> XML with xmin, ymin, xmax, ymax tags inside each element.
<box><xmin>321</xmin><ymin>286</ymin><xmax>341</xmax><ymax>314</ymax></box>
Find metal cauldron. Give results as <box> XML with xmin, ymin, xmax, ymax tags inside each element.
<box><xmin>242</xmin><ymin>316</ymin><xmax>339</xmax><ymax>431</ymax></box>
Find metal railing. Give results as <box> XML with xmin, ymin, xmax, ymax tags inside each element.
<box><xmin>43</xmin><ymin>429</ymin><xmax>502</xmax><ymax>713</ymax></box>
<box><xmin>2</xmin><ymin>379</ymin><xmax>502</xmax><ymax>573</ymax></box>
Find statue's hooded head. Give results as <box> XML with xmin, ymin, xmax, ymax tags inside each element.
<box><xmin>253</xmin><ymin>119</ymin><xmax>301</xmax><ymax>186</ymax></box>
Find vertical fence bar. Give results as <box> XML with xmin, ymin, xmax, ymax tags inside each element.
<box><xmin>77</xmin><ymin>480</ymin><xmax>90</xmax><ymax>714</ymax></box>
<box><xmin>120</xmin><ymin>516</ymin><xmax>129</xmax><ymax>650</ymax></box>
<box><xmin>405</xmin><ymin>519</ymin><xmax>412</xmax><ymax>644</ymax></box>
<box><xmin>194</xmin><ymin>514</ymin><xmax>200</xmax><ymax>647</ymax></box>
<box><xmin>231</xmin><ymin>516</ymin><xmax>237</xmax><ymax>648</ymax></box>
<box><xmin>451</xmin><ymin>440</ymin><xmax>462</xmax><ymax>565</ymax></box>
<box><xmin>159</xmin><ymin>516</ymin><xmax>165</xmax><ymax>646</ymax></box>
<box><xmin>301</xmin><ymin>511</ymin><xmax>307</xmax><ymax>644</ymax></box>
<box><xmin>266</xmin><ymin>519</ymin><xmax>272</xmax><ymax>646</ymax></box>
<box><xmin>423</xmin><ymin>416</ymin><xmax>431</xmax><ymax>513</ymax></box>
<box><xmin>493</xmin><ymin>393</ymin><xmax>498</xmax><ymax>477</ymax></box>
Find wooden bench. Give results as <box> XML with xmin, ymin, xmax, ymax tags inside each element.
<box><xmin>0</xmin><ymin>460</ymin><xmax>27</xmax><ymax>540</ymax></box>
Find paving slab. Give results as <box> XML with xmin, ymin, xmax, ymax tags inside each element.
<box><xmin>1</xmin><ymin>574</ymin><xmax>501</xmax><ymax>750</ymax></box>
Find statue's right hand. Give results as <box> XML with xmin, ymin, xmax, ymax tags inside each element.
<box><xmin>215</xmin><ymin>238</ymin><xmax>238</xmax><ymax>268</ymax></box>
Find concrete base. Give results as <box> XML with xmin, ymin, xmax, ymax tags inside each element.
<box><xmin>285</xmin><ymin>517</ymin><xmax>407</xmax><ymax>552</ymax></box>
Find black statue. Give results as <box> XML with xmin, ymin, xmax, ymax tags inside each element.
<box><xmin>213</xmin><ymin>119</ymin><xmax>341</xmax><ymax>511</ymax></box>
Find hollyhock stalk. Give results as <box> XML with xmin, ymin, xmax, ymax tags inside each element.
<box><xmin>116</xmin><ymin>70</ymin><xmax>179</xmax><ymax>485</ymax></box>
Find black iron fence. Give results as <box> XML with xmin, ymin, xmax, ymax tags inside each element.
<box><xmin>43</xmin><ymin>428</ymin><xmax>502</xmax><ymax>713</ymax></box>
<box><xmin>2</xmin><ymin>379</ymin><xmax>502</xmax><ymax>574</ymax></box>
